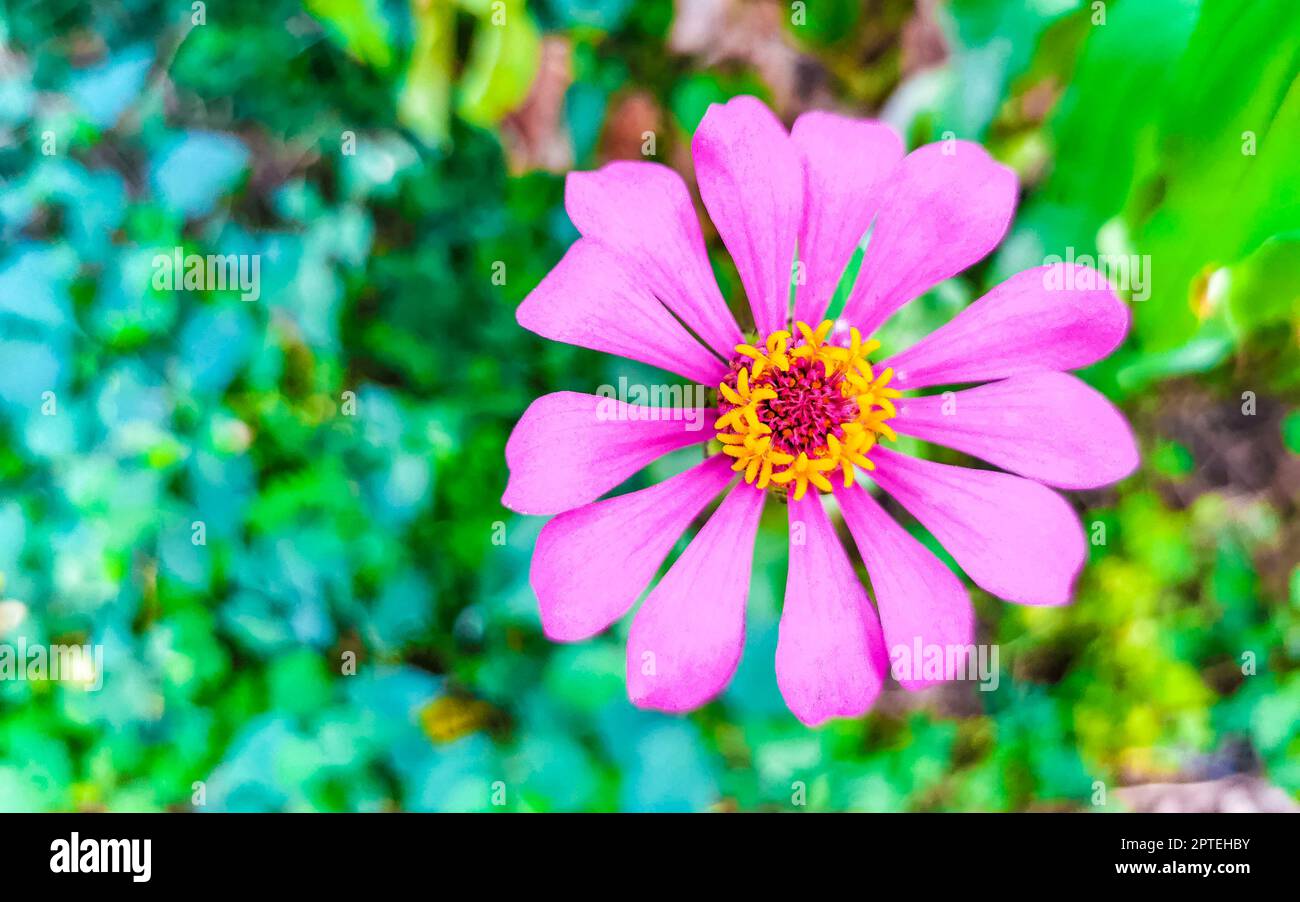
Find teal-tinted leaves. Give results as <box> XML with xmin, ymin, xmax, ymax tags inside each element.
<box><xmin>69</xmin><ymin>45</ymin><xmax>153</xmax><ymax>129</ymax></box>
<box><xmin>149</xmin><ymin>132</ymin><xmax>249</xmax><ymax>219</ymax></box>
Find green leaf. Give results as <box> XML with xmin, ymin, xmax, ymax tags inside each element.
<box><xmin>1129</xmin><ymin>0</ymin><xmax>1300</xmax><ymax>348</ymax></box>
<box><xmin>1282</xmin><ymin>411</ymin><xmax>1300</xmax><ymax>456</ymax></box>
<box><xmin>398</xmin><ymin>0</ymin><xmax>454</xmax><ymax>145</ymax></box>
<box><xmin>1224</xmin><ymin>231</ymin><xmax>1300</xmax><ymax>337</ymax></box>
<box><xmin>1152</xmin><ymin>440</ymin><xmax>1195</xmax><ymax>479</ymax></box>
<box><xmin>1039</xmin><ymin>0</ymin><xmax>1200</xmax><ymax>240</ymax></box>
<box><xmin>457</xmin><ymin>1</ymin><xmax>541</xmax><ymax>127</ymax></box>
<box><xmin>304</xmin><ymin>0</ymin><xmax>394</xmax><ymax>68</ymax></box>
<box><xmin>941</xmin><ymin>0</ymin><xmax>1082</xmax><ymax>138</ymax></box>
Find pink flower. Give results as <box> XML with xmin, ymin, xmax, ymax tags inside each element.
<box><xmin>502</xmin><ymin>96</ymin><xmax>1138</xmax><ymax>726</ymax></box>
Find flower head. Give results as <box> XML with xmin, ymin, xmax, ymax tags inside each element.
<box><xmin>505</xmin><ymin>96</ymin><xmax>1138</xmax><ymax>726</ymax></box>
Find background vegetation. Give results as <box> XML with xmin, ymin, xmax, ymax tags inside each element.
<box><xmin>0</xmin><ymin>0</ymin><xmax>1296</xmax><ymax>811</ymax></box>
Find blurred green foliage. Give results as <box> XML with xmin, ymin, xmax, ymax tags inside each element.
<box><xmin>0</xmin><ymin>0</ymin><xmax>1295</xmax><ymax>811</ymax></box>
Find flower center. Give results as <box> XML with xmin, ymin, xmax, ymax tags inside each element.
<box><xmin>716</xmin><ymin>320</ymin><xmax>899</xmax><ymax>500</ymax></box>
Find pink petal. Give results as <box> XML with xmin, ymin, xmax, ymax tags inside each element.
<box><xmin>884</xmin><ymin>265</ymin><xmax>1130</xmax><ymax>391</ymax></box>
<box><xmin>791</xmin><ymin>112</ymin><xmax>904</xmax><ymax>326</ymax></box>
<box><xmin>892</xmin><ymin>371</ymin><xmax>1140</xmax><ymax>489</ymax></box>
<box><xmin>692</xmin><ymin>95</ymin><xmax>802</xmax><ymax>336</ymax></box>
<box><xmin>776</xmin><ymin>493</ymin><xmax>888</xmax><ymax>726</ymax></box>
<box><xmin>836</xmin><ymin>484</ymin><xmax>975</xmax><ymax>690</ymax></box>
<box><xmin>626</xmin><ymin>482</ymin><xmax>765</xmax><ymax>712</ymax></box>
<box><xmin>518</xmin><ymin>239</ymin><xmax>726</xmax><ymax>385</ymax></box>
<box><xmin>840</xmin><ymin>140</ymin><xmax>1018</xmax><ymax>336</ymax></box>
<box><xmin>533</xmin><ymin>455</ymin><xmax>735</xmax><ymax>642</ymax></box>
<box><xmin>566</xmin><ymin>161</ymin><xmax>742</xmax><ymax>359</ymax></box>
<box><xmin>870</xmin><ymin>448</ymin><xmax>1086</xmax><ymax>606</ymax></box>
<box><xmin>502</xmin><ymin>391</ymin><xmax>717</xmax><ymax>516</ymax></box>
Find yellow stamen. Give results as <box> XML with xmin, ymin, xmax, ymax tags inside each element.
<box><xmin>826</xmin><ymin>327</ymin><xmax>881</xmax><ymax>379</ymax></box>
<box><xmin>789</xmin><ymin>320</ymin><xmax>840</xmax><ymax>374</ymax></box>
<box><xmin>734</xmin><ymin>330</ymin><xmax>791</xmax><ymax>377</ymax></box>
<box><xmin>716</xmin><ymin>364</ymin><xmax>777</xmax><ymax>431</ymax></box>
<box><xmin>716</xmin><ymin>320</ymin><xmax>898</xmax><ymax>499</ymax></box>
<box><xmin>824</xmin><ymin>430</ymin><xmax>877</xmax><ymax>487</ymax></box>
<box><xmin>769</xmin><ymin>452</ymin><xmax>837</xmax><ymax>501</ymax></box>
<box><xmin>718</xmin><ymin>420</ymin><xmax>794</xmax><ymax>490</ymax></box>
